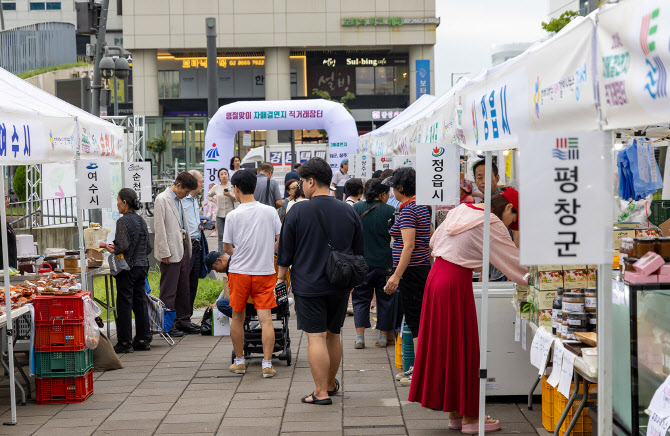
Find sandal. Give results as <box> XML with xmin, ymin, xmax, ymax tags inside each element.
<box><xmin>301</xmin><ymin>393</ymin><xmax>332</xmax><ymax>405</ymax></box>
<box><xmin>449</xmin><ymin>418</ymin><xmax>463</xmax><ymax>430</ymax></box>
<box><xmin>327</xmin><ymin>378</ymin><xmax>340</xmax><ymax>396</ymax></box>
<box><xmin>461</xmin><ymin>417</ymin><xmax>501</xmax><ymax>434</ymax></box>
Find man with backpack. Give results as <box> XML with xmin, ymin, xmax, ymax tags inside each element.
<box><xmin>277</xmin><ymin>157</ymin><xmax>364</xmax><ymax>405</ymax></box>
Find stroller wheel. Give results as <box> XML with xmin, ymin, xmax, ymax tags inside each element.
<box><xmin>286</xmin><ymin>347</ymin><xmax>292</xmax><ymax>366</ymax></box>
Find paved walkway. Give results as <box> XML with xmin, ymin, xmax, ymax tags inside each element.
<box><xmin>0</xmin><ymin>307</ymin><xmax>547</xmax><ymax>436</ymax></box>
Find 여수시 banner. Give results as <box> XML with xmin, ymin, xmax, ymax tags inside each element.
<box><xmin>519</xmin><ymin>131</ymin><xmax>612</xmax><ymax>265</ymax></box>
<box><xmin>76</xmin><ymin>159</ymin><xmax>112</xmax><ymax>209</ymax></box>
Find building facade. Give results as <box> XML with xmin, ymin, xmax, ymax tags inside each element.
<box><xmin>122</xmin><ymin>0</ymin><xmax>437</xmax><ymax>170</ymax></box>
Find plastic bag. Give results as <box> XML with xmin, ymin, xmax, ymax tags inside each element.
<box><xmin>108</xmin><ymin>253</ymin><xmax>130</xmax><ymax>276</ymax></box>
<box><xmin>200</xmin><ymin>307</ymin><xmax>212</xmax><ymax>336</ymax></box>
<box><xmin>83</xmin><ymin>295</ymin><xmax>101</xmax><ymax>349</ymax></box>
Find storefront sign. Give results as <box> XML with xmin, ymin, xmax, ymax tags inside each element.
<box><xmin>359</xmin><ymin>153</ymin><xmax>372</xmax><ymax>179</ymax></box>
<box><xmin>416</xmin><ymin>143</ymin><xmax>459</xmax><ymax>206</ymax></box>
<box><xmin>76</xmin><ymin>159</ymin><xmax>111</xmax><ymax>209</ymax></box>
<box><xmin>346</xmin><ymin>57</ymin><xmax>388</xmax><ymax>66</ymax></box>
<box><xmin>125</xmin><ymin>162</ymin><xmax>152</xmax><ymax>202</ymax></box>
<box><xmin>341</xmin><ymin>17</ymin><xmax>439</xmax><ymax>26</ymax></box>
<box><xmin>180</xmin><ymin>57</ymin><xmax>265</xmax><ymax>69</ymax></box>
<box><xmin>375</xmin><ymin>155</ymin><xmax>393</xmax><ymax>171</ymax></box>
<box><xmin>520</xmin><ymin>131</ymin><xmax>613</xmax><ymax>265</ymax></box>
<box><xmin>415</xmin><ymin>60</ymin><xmax>431</xmax><ymax>99</ymax></box>
<box><xmin>372</xmin><ymin>110</ymin><xmax>400</xmax><ymax>120</ymax></box>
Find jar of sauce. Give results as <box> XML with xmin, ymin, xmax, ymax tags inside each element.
<box><xmin>17</xmin><ymin>257</ymin><xmax>35</xmax><ymax>275</ymax></box>
<box><xmin>552</xmin><ymin>288</ymin><xmax>564</xmax><ymax>336</ymax></box>
<box><xmin>588</xmin><ymin>313</ymin><xmax>597</xmax><ymax>332</ymax></box>
<box><xmin>584</xmin><ymin>288</ymin><xmax>597</xmax><ymax>313</ymax></box>
<box><xmin>567</xmin><ymin>312</ymin><xmax>588</xmax><ymax>329</ymax></box>
<box><xmin>634</xmin><ymin>237</ymin><xmax>657</xmax><ymax>258</ymax></box>
<box><xmin>64</xmin><ymin>251</ymin><xmax>80</xmax><ymax>272</ymax></box>
<box><xmin>566</xmin><ymin>327</ymin><xmax>588</xmax><ymax>341</ymax></box>
<box><xmin>562</xmin><ymin>292</ymin><xmax>585</xmax><ymax>314</ymax></box>
<box><xmin>620</xmin><ymin>237</ymin><xmax>635</xmax><ymax>257</ymax></box>
<box><xmin>44</xmin><ymin>255</ymin><xmax>59</xmax><ymax>272</ymax></box>
<box><xmin>658</xmin><ymin>237</ymin><xmax>670</xmax><ymax>261</ymax></box>
<box><xmin>561</xmin><ymin>313</ymin><xmax>569</xmax><ymax>340</ymax></box>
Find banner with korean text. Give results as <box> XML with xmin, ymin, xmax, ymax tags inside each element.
<box><xmin>76</xmin><ymin>159</ymin><xmax>112</xmax><ymax>209</ymax></box>
<box><xmin>519</xmin><ymin>131</ymin><xmax>612</xmax><ymax>265</ymax></box>
<box><xmin>598</xmin><ymin>0</ymin><xmax>670</xmax><ymax>129</ymax></box>
<box><xmin>375</xmin><ymin>156</ymin><xmax>393</xmax><ymax>172</ymax></box>
<box><xmin>0</xmin><ymin>114</ymin><xmax>76</xmax><ymax>165</ymax></box>
<box><xmin>416</xmin><ymin>143</ymin><xmax>459</xmax><ymax>206</ymax></box>
<box><xmin>125</xmin><ymin>162</ymin><xmax>152</xmax><ymax>202</ymax></box>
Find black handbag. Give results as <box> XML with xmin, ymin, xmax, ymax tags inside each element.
<box><xmin>309</xmin><ymin>202</ymin><xmax>367</xmax><ymax>290</ymax></box>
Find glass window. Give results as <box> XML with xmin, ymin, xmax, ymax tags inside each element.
<box><xmin>158</xmin><ymin>71</ymin><xmax>179</xmax><ymax>98</ymax></box>
<box><xmin>355</xmin><ymin>67</ymin><xmax>374</xmax><ymax>95</ymax></box>
<box><xmin>395</xmin><ymin>65</ymin><xmax>409</xmax><ymax>94</ymax></box>
<box><xmin>46</xmin><ymin>2</ymin><xmax>61</xmax><ymax>10</ymax></box>
<box><xmin>29</xmin><ymin>2</ymin><xmax>46</xmax><ymax>10</ymax></box>
<box><xmin>375</xmin><ymin>67</ymin><xmax>394</xmax><ymax>95</ymax></box>
<box><xmin>2</xmin><ymin>3</ymin><xmax>17</xmax><ymax>10</ymax></box>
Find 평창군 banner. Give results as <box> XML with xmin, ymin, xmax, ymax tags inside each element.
<box><xmin>519</xmin><ymin>130</ymin><xmax>612</xmax><ymax>265</ymax></box>
<box><xmin>598</xmin><ymin>0</ymin><xmax>670</xmax><ymax>129</ymax></box>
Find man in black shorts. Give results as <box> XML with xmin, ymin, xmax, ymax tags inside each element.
<box><xmin>277</xmin><ymin>157</ymin><xmax>364</xmax><ymax>405</ymax></box>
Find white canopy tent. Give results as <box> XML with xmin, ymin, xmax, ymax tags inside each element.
<box><xmin>0</xmin><ymin>66</ymin><xmax>124</xmax><ymax>424</ymax></box>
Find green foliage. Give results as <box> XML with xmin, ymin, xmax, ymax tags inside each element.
<box><xmin>311</xmin><ymin>89</ymin><xmax>356</xmax><ymax>138</ymax></box>
<box><xmin>147</xmin><ymin>134</ymin><xmax>169</xmax><ymax>170</ymax></box>
<box><xmin>541</xmin><ymin>10</ymin><xmax>580</xmax><ymax>33</ymax></box>
<box><xmin>17</xmin><ymin>62</ymin><xmax>89</xmax><ymax>79</ymax></box>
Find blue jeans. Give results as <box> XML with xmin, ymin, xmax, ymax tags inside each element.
<box><xmin>216</xmin><ymin>298</ymin><xmax>233</xmax><ymax>318</ymax></box>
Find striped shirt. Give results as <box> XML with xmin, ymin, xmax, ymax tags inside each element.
<box><xmin>389</xmin><ymin>199</ymin><xmax>431</xmax><ymax>267</ymax></box>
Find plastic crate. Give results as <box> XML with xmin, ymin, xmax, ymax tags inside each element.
<box><xmin>35</xmin><ymin>369</ymin><xmax>94</xmax><ymax>404</ymax></box>
<box><xmin>35</xmin><ymin>349</ymin><xmax>93</xmax><ymax>378</ymax></box>
<box><xmin>33</xmin><ymin>291</ymin><xmax>89</xmax><ymax>324</ymax></box>
<box><xmin>553</xmin><ymin>383</ymin><xmax>597</xmax><ymax>436</ymax></box>
<box><xmin>35</xmin><ymin>322</ymin><xmax>85</xmax><ymax>352</ymax></box>
<box><xmin>650</xmin><ymin>200</ymin><xmax>670</xmax><ymax>227</ymax></box>
<box><xmin>542</xmin><ymin>376</ymin><xmax>555</xmax><ymax>432</ymax></box>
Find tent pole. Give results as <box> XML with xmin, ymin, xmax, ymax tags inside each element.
<box><xmin>597</xmin><ymin>264</ymin><xmax>612</xmax><ymax>434</ymax></box>
<box><xmin>78</xmin><ymin>208</ymin><xmax>87</xmax><ymax>300</ymax></box>
<box><xmin>478</xmin><ymin>151</ymin><xmax>492</xmax><ymax>436</ymax></box>
<box><xmin>0</xmin><ymin>168</ymin><xmax>17</xmax><ymax>425</ymax></box>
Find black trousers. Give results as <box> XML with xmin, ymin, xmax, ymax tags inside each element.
<box><xmin>115</xmin><ymin>265</ymin><xmax>151</xmax><ymax>343</ymax></box>
<box><xmin>352</xmin><ymin>267</ymin><xmax>396</xmax><ymax>331</ymax></box>
<box><xmin>397</xmin><ymin>264</ymin><xmax>430</xmax><ymax>338</ymax></box>
<box><xmin>159</xmin><ymin>238</ymin><xmax>192</xmax><ymax>329</ymax></box>
<box><xmin>188</xmin><ymin>239</ymin><xmax>203</xmax><ymax>319</ymax></box>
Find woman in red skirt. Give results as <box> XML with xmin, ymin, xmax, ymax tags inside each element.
<box><xmin>408</xmin><ymin>188</ymin><xmax>528</xmax><ymax>434</ymax></box>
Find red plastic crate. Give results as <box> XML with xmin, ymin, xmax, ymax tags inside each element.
<box><xmin>35</xmin><ymin>322</ymin><xmax>85</xmax><ymax>352</ymax></box>
<box><xmin>33</xmin><ymin>291</ymin><xmax>89</xmax><ymax>324</ymax></box>
<box><xmin>36</xmin><ymin>369</ymin><xmax>93</xmax><ymax>404</ymax></box>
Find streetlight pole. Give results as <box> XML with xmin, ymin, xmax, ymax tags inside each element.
<box><xmin>91</xmin><ymin>0</ymin><xmax>110</xmax><ymax>116</ymax></box>
<box><xmin>0</xmin><ymin>0</ymin><xmax>5</xmax><ymax>31</ymax></box>
<box><xmin>206</xmin><ymin>17</ymin><xmax>217</xmax><ymax>120</ymax></box>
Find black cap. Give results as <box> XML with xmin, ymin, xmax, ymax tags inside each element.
<box><xmin>205</xmin><ymin>251</ymin><xmax>223</xmax><ymax>270</ymax></box>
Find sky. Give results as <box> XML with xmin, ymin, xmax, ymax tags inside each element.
<box><xmin>434</xmin><ymin>0</ymin><xmax>552</xmax><ymax>95</ymax></box>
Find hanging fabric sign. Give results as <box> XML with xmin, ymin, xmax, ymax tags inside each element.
<box><xmin>125</xmin><ymin>162</ymin><xmax>152</xmax><ymax>202</ymax></box>
<box><xmin>520</xmin><ymin>131</ymin><xmax>612</xmax><ymax>264</ymax></box>
<box><xmin>416</xmin><ymin>143</ymin><xmax>459</xmax><ymax>206</ymax></box>
<box><xmin>76</xmin><ymin>159</ymin><xmax>111</xmax><ymax>209</ymax></box>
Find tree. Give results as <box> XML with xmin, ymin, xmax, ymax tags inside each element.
<box><xmin>311</xmin><ymin>89</ymin><xmax>356</xmax><ymax>138</ymax></box>
<box><xmin>541</xmin><ymin>10</ymin><xmax>580</xmax><ymax>33</ymax></box>
<box><xmin>147</xmin><ymin>134</ymin><xmax>168</xmax><ymax>173</ymax></box>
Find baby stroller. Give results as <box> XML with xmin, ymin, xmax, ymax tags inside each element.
<box><xmin>230</xmin><ymin>298</ymin><xmax>292</xmax><ymax>366</ymax></box>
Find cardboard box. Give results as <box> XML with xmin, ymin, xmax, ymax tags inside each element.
<box><xmin>537</xmin><ymin>265</ymin><xmax>564</xmax><ymax>272</ymax></box>
<box><xmin>517</xmin><ymin>300</ymin><xmax>531</xmax><ymax>319</ymax></box>
<box><xmin>538</xmin><ymin>309</ymin><xmax>553</xmax><ymax>328</ymax></box>
<box><xmin>514</xmin><ymin>285</ymin><xmax>529</xmax><ymax>303</ymax></box>
<box><xmin>532</xmin><ymin>287</ymin><xmax>558</xmax><ymax>310</ymax></box>
<box><xmin>562</xmin><ymin>265</ymin><xmax>587</xmax><ymax>270</ymax></box>
<box><xmin>635</xmin><ymin>228</ymin><xmax>659</xmax><ymax>238</ymax></box>
<box><xmin>613</xmin><ymin>228</ymin><xmax>636</xmax><ymax>250</ymax></box>
<box><xmin>535</xmin><ymin>270</ymin><xmax>564</xmax><ymax>290</ymax></box>
<box><xmin>563</xmin><ymin>269</ymin><xmax>588</xmax><ymax>289</ymax></box>
<box><xmin>586</xmin><ymin>269</ymin><xmax>597</xmax><ymax>288</ymax></box>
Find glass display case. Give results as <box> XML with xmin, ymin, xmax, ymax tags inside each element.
<box><xmin>612</xmin><ymin>280</ymin><xmax>670</xmax><ymax>435</ymax></box>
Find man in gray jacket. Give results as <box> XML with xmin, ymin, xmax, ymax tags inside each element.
<box><xmin>153</xmin><ymin>172</ymin><xmax>199</xmax><ymax>335</ymax></box>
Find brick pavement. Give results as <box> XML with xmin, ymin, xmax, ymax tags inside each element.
<box><xmin>0</xmin><ymin>306</ymin><xmax>548</xmax><ymax>436</ymax></box>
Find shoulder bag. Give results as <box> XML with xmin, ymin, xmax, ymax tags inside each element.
<box><xmin>309</xmin><ymin>202</ymin><xmax>367</xmax><ymax>289</ymax></box>
<box><xmin>358</xmin><ymin>201</ymin><xmax>382</xmax><ymax>220</ymax></box>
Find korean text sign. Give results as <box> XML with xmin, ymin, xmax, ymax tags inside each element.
<box><xmin>375</xmin><ymin>155</ymin><xmax>393</xmax><ymax>171</ymax></box>
<box><xmin>519</xmin><ymin>131</ymin><xmax>613</xmax><ymax>264</ymax></box>
<box><xmin>415</xmin><ymin>60</ymin><xmax>431</xmax><ymax>100</ymax></box>
<box><xmin>359</xmin><ymin>153</ymin><xmax>373</xmax><ymax>179</ymax></box>
<box><xmin>125</xmin><ymin>162</ymin><xmax>152</xmax><ymax>202</ymax></box>
<box><xmin>76</xmin><ymin>160</ymin><xmax>111</xmax><ymax>209</ymax></box>
<box><xmin>416</xmin><ymin>143</ymin><xmax>459</xmax><ymax>206</ymax></box>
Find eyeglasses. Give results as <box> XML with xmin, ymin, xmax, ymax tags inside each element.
<box><xmin>288</xmin><ymin>185</ymin><xmax>297</xmax><ymax>191</ymax></box>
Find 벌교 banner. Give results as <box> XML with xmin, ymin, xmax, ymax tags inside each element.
<box><xmin>125</xmin><ymin>162</ymin><xmax>152</xmax><ymax>202</ymax></box>
<box><xmin>598</xmin><ymin>0</ymin><xmax>670</xmax><ymax>129</ymax></box>
<box><xmin>416</xmin><ymin>143</ymin><xmax>459</xmax><ymax>206</ymax></box>
<box><xmin>76</xmin><ymin>159</ymin><xmax>112</xmax><ymax>209</ymax></box>
<box><xmin>519</xmin><ymin>130</ymin><xmax>612</xmax><ymax>265</ymax></box>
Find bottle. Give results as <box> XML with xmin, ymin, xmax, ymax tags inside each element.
<box><xmin>552</xmin><ymin>287</ymin><xmax>564</xmax><ymax>336</ymax></box>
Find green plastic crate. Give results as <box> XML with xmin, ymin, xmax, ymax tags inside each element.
<box><xmin>35</xmin><ymin>349</ymin><xmax>93</xmax><ymax>378</ymax></box>
<box><xmin>650</xmin><ymin>200</ymin><xmax>670</xmax><ymax>227</ymax></box>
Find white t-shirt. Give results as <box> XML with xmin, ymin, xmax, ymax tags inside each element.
<box><xmin>222</xmin><ymin>201</ymin><xmax>282</xmax><ymax>275</ymax></box>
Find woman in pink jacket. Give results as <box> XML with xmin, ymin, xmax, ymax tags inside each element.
<box><xmin>408</xmin><ymin>188</ymin><xmax>528</xmax><ymax>434</ymax></box>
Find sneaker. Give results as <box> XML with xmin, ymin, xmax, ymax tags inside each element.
<box><xmin>375</xmin><ymin>340</ymin><xmax>387</xmax><ymax>348</ymax></box>
<box><xmin>400</xmin><ymin>375</ymin><xmax>412</xmax><ymax>387</ymax></box>
<box><xmin>177</xmin><ymin>324</ymin><xmax>201</xmax><ymax>334</ymax></box>
<box><xmin>354</xmin><ymin>341</ymin><xmax>365</xmax><ymax>349</ymax></box>
<box><xmin>229</xmin><ymin>362</ymin><xmax>246</xmax><ymax>374</ymax></box>
<box><xmin>114</xmin><ymin>342</ymin><xmax>134</xmax><ymax>354</ymax></box>
<box><xmin>168</xmin><ymin>328</ymin><xmax>185</xmax><ymax>338</ymax></box>
<box><xmin>395</xmin><ymin>366</ymin><xmax>413</xmax><ymax>381</ymax></box>
<box><xmin>132</xmin><ymin>341</ymin><xmax>151</xmax><ymax>351</ymax></box>
<box><xmin>262</xmin><ymin>367</ymin><xmax>276</xmax><ymax>378</ymax></box>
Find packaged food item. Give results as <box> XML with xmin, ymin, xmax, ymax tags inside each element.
<box><xmin>584</xmin><ymin>288</ymin><xmax>597</xmax><ymax>313</ymax></box>
<box><xmin>633</xmin><ymin>251</ymin><xmax>664</xmax><ymax>275</ymax></box>
<box><xmin>586</xmin><ymin>269</ymin><xmax>597</xmax><ymax>287</ymax></box>
<box><xmin>565</xmin><ymin>327</ymin><xmax>588</xmax><ymax>341</ymax></box>
<box><xmin>562</xmin><ymin>291</ymin><xmax>585</xmax><ymax>314</ymax></box>
<box><xmin>588</xmin><ymin>312</ymin><xmax>597</xmax><ymax>332</ymax></box>
<box><xmin>619</xmin><ymin>237</ymin><xmax>635</xmax><ymax>257</ymax></box>
<box><xmin>563</xmin><ymin>269</ymin><xmax>588</xmax><ymax>289</ymax></box>
<box><xmin>635</xmin><ymin>228</ymin><xmax>659</xmax><ymax>239</ymax></box>
<box><xmin>17</xmin><ymin>256</ymin><xmax>35</xmax><ymax>275</ymax></box>
<box><xmin>633</xmin><ymin>237</ymin><xmax>657</xmax><ymax>258</ymax></box>
<box><xmin>567</xmin><ymin>312</ymin><xmax>589</xmax><ymax>329</ymax></box>
<box><xmin>657</xmin><ymin>237</ymin><xmax>670</xmax><ymax>260</ymax></box>
<box><xmin>624</xmin><ymin>270</ymin><xmax>659</xmax><ymax>284</ymax></box>
<box><xmin>560</xmin><ymin>313</ymin><xmax>568</xmax><ymax>340</ymax></box>
<box><xmin>552</xmin><ymin>288</ymin><xmax>563</xmax><ymax>336</ymax></box>
<box><xmin>614</xmin><ymin>228</ymin><xmax>636</xmax><ymax>250</ymax></box>
<box><xmin>536</xmin><ymin>270</ymin><xmax>563</xmax><ymax>291</ymax></box>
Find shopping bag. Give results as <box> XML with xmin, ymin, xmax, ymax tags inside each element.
<box><xmin>164</xmin><ymin>309</ymin><xmax>175</xmax><ymax>333</ymax></box>
<box><xmin>146</xmin><ymin>293</ymin><xmax>166</xmax><ymax>335</ymax></box>
<box><xmin>108</xmin><ymin>253</ymin><xmax>130</xmax><ymax>276</ymax></box>
<box><xmin>200</xmin><ymin>307</ymin><xmax>213</xmax><ymax>336</ymax></box>
<box><xmin>213</xmin><ymin>310</ymin><xmax>230</xmax><ymax>336</ymax></box>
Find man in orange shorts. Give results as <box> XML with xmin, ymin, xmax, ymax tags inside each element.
<box><xmin>222</xmin><ymin>169</ymin><xmax>282</xmax><ymax>378</ymax></box>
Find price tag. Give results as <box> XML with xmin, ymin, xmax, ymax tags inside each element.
<box><xmin>521</xmin><ymin>319</ymin><xmax>527</xmax><ymax>351</ymax></box>
<box><xmin>647</xmin><ymin>411</ymin><xmax>670</xmax><ymax>436</ymax></box>
<box><xmin>557</xmin><ymin>350</ymin><xmax>577</xmax><ymax>398</ymax></box>
<box><xmin>547</xmin><ymin>341</ymin><xmax>564</xmax><ymax>387</ymax></box>
<box><xmin>648</xmin><ymin>374</ymin><xmax>670</xmax><ymax>418</ymax></box>
<box><xmin>514</xmin><ymin>314</ymin><xmax>521</xmax><ymax>342</ymax></box>
<box><xmin>538</xmin><ymin>331</ymin><xmax>555</xmax><ymax>376</ymax></box>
